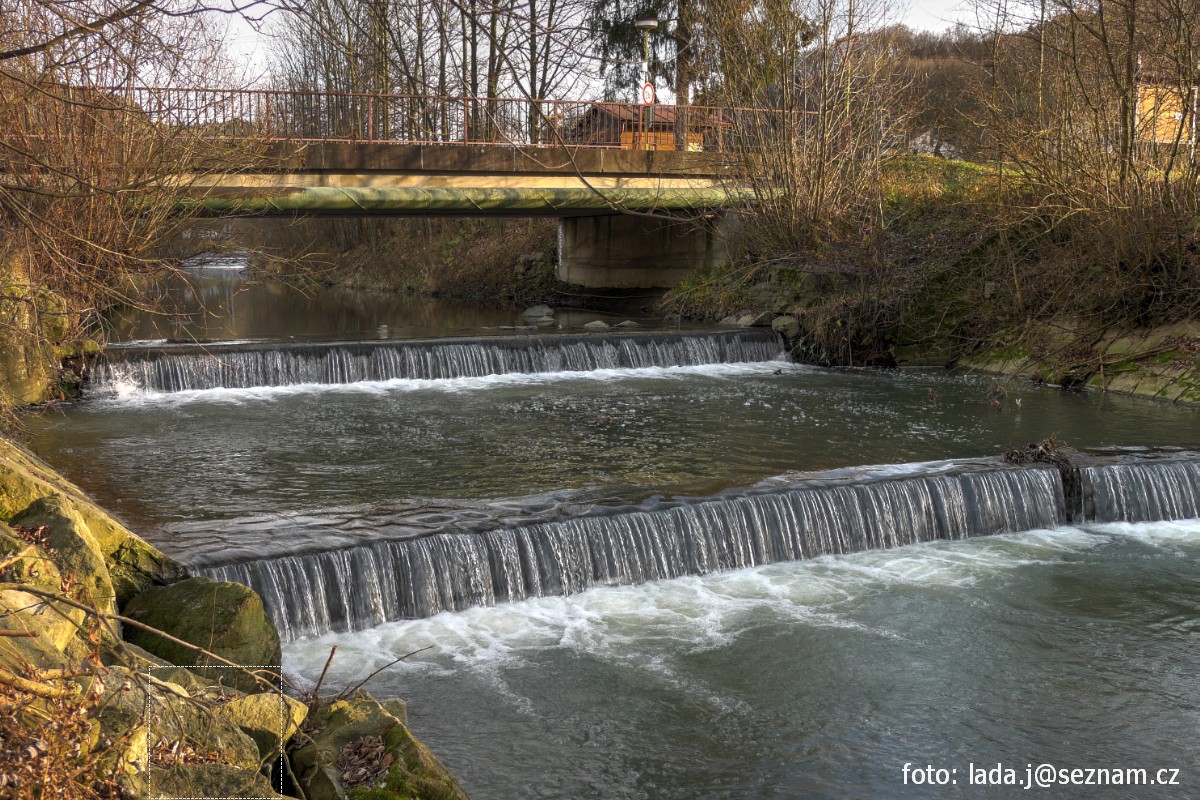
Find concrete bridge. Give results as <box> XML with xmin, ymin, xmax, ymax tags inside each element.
<box><xmin>141</xmin><ymin>88</ymin><xmax>763</xmax><ymax>287</ymax></box>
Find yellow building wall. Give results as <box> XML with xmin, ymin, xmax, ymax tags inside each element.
<box><xmin>621</xmin><ymin>130</ymin><xmax>704</xmax><ymax>151</ymax></box>
<box><xmin>1137</xmin><ymin>85</ymin><xmax>1195</xmax><ymax>143</ymax></box>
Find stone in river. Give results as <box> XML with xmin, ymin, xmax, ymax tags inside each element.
<box><xmin>521</xmin><ymin>305</ymin><xmax>554</xmax><ymax>319</ymax></box>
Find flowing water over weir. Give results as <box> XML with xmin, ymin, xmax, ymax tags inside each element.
<box><xmin>91</xmin><ymin>330</ymin><xmax>782</xmax><ymax>393</ymax></box>
<box><xmin>208</xmin><ymin>467</ymin><xmax>1065</xmax><ymax>640</ymax></box>
<box><xmin>200</xmin><ymin>457</ymin><xmax>1200</xmax><ymax>641</ymax></box>
<box><xmin>20</xmin><ymin>265</ymin><xmax>1200</xmax><ymax>799</ymax></box>
<box><xmin>1083</xmin><ymin>458</ymin><xmax>1200</xmax><ymax>522</ymax></box>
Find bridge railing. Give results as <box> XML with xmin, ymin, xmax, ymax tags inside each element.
<box><xmin>102</xmin><ymin>87</ymin><xmax>782</xmax><ymax>153</ymax></box>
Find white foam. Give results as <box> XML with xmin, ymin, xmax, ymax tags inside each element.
<box><xmin>1084</xmin><ymin>518</ymin><xmax>1200</xmax><ymax>545</ymax></box>
<box><xmin>91</xmin><ymin>360</ymin><xmax>803</xmax><ymax>407</ymax></box>
<box><xmin>285</xmin><ymin>522</ymin><xmax>1200</xmax><ymax>689</ymax></box>
<box><xmin>182</xmin><ymin>254</ymin><xmax>249</xmax><ymax>270</ymax></box>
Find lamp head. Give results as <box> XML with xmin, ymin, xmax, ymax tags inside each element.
<box><xmin>634</xmin><ymin>15</ymin><xmax>659</xmax><ymax>32</ymax></box>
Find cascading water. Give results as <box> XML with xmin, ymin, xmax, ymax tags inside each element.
<box><xmin>90</xmin><ymin>330</ymin><xmax>782</xmax><ymax>393</ymax></box>
<box><xmin>26</xmin><ymin>261</ymin><xmax>1200</xmax><ymax>800</ymax></box>
<box><xmin>200</xmin><ymin>465</ymin><xmax>1068</xmax><ymax>640</ymax></box>
<box><xmin>1080</xmin><ymin>458</ymin><xmax>1200</xmax><ymax>522</ymax></box>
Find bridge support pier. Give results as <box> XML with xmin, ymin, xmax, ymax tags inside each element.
<box><xmin>557</xmin><ymin>214</ymin><xmax>729</xmax><ymax>289</ymax></box>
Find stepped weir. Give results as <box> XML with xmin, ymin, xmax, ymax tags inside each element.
<box><xmin>198</xmin><ymin>457</ymin><xmax>1200</xmax><ymax>641</ymax></box>
<box><xmin>92</xmin><ymin>330</ymin><xmax>783</xmax><ymax>393</ymax></box>
<box><xmin>90</xmin><ymin>327</ymin><xmax>1200</xmax><ymax>643</ymax></box>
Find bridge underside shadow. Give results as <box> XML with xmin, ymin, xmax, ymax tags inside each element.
<box><xmin>558</xmin><ymin>214</ymin><xmax>733</xmax><ymax>289</ymax></box>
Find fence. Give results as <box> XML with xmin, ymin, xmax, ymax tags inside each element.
<box><xmin>93</xmin><ymin>87</ymin><xmax>776</xmax><ymax>153</ymax></box>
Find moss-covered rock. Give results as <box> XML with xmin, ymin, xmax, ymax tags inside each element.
<box><xmin>957</xmin><ymin>320</ymin><xmax>1200</xmax><ymax>405</ymax></box>
<box><xmin>94</xmin><ymin>666</ymin><xmax>275</xmax><ymax>799</ymax></box>
<box><xmin>0</xmin><ymin>596</ymin><xmax>75</xmax><ymax>681</ymax></box>
<box><xmin>150</xmin><ymin>763</ymin><xmax>284</xmax><ymax>799</ymax></box>
<box><xmin>152</xmin><ymin>685</ymin><xmax>264</xmax><ymax>773</ymax></box>
<box><xmin>218</xmin><ymin>692</ymin><xmax>308</xmax><ymax>759</ymax></box>
<box><xmin>11</xmin><ymin>495</ymin><xmax>116</xmax><ymax>615</ymax></box>
<box><xmin>0</xmin><ymin>280</ymin><xmax>55</xmax><ymax>406</ymax></box>
<box><xmin>93</xmin><ymin>669</ymin><xmax>151</xmax><ymax>796</ymax></box>
<box><xmin>292</xmin><ymin>692</ymin><xmax>468</xmax><ymax>800</ymax></box>
<box><xmin>0</xmin><ymin>526</ymin><xmax>63</xmax><ymax>591</ymax></box>
<box><xmin>0</xmin><ymin>437</ymin><xmax>182</xmax><ymax>602</ymax></box>
<box><xmin>0</xmin><ymin>588</ymin><xmax>86</xmax><ymax>652</ymax></box>
<box><xmin>121</xmin><ymin>576</ymin><xmax>281</xmax><ymax>692</ymax></box>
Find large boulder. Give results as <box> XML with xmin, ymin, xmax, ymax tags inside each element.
<box><xmin>0</xmin><ymin>525</ymin><xmax>63</xmax><ymax>592</ymax></box>
<box><xmin>217</xmin><ymin>692</ymin><xmax>308</xmax><ymax>760</ymax></box>
<box><xmin>11</xmin><ymin>495</ymin><xmax>115</xmax><ymax>615</ymax></box>
<box><xmin>520</xmin><ymin>304</ymin><xmax>554</xmax><ymax>320</ymax></box>
<box><xmin>121</xmin><ymin>576</ymin><xmax>281</xmax><ymax>692</ymax></box>
<box><xmin>0</xmin><ymin>438</ymin><xmax>182</xmax><ymax>602</ymax></box>
<box><xmin>0</xmin><ymin>278</ymin><xmax>56</xmax><ymax>407</ymax></box>
<box><xmin>292</xmin><ymin>692</ymin><xmax>469</xmax><ymax>800</ymax></box>
<box><xmin>94</xmin><ymin>666</ymin><xmax>279</xmax><ymax>799</ymax></box>
<box><xmin>737</xmin><ymin>311</ymin><xmax>776</xmax><ymax>327</ymax></box>
<box><xmin>0</xmin><ymin>588</ymin><xmax>88</xmax><ymax>655</ymax></box>
<box><xmin>771</xmin><ymin>315</ymin><xmax>802</xmax><ymax>341</ymax></box>
<box><xmin>150</xmin><ymin>764</ymin><xmax>283</xmax><ymax>799</ymax></box>
<box><xmin>0</xmin><ymin>595</ymin><xmax>75</xmax><ymax>678</ymax></box>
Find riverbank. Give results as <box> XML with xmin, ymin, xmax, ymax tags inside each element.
<box><xmin>956</xmin><ymin>321</ymin><xmax>1200</xmax><ymax>404</ymax></box>
<box><xmin>0</xmin><ymin>436</ymin><xmax>469</xmax><ymax>800</ymax></box>
<box><xmin>0</xmin><ymin>259</ymin><xmax>96</xmax><ymax>412</ymax></box>
<box><xmin>242</xmin><ymin>218</ymin><xmax>575</xmax><ymax>305</ymax></box>
<box><xmin>658</xmin><ymin>155</ymin><xmax>1200</xmax><ymax>405</ymax></box>
<box><xmin>704</xmin><ymin>301</ymin><xmax>1200</xmax><ymax>405</ymax></box>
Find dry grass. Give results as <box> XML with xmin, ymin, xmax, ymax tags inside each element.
<box><xmin>0</xmin><ymin>678</ymin><xmax>127</xmax><ymax>800</ymax></box>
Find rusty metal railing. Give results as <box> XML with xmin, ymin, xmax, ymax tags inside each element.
<box><xmin>90</xmin><ymin>86</ymin><xmax>778</xmax><ymax>153</ymax></box>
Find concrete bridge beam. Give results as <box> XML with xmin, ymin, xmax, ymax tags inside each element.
<box><xmin>557</xmin><ymin>214</ymin><xmax>729</xmax><ymax>289</ymax></box>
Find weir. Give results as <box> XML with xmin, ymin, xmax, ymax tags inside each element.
<box><xmin>92</xmin><ymin>329</ymin><xmax>782</xmax><ymax>393</ymax></box>
<box><xmin>200</xmin><ymin>464</ymin><xmax>1058</xmax><ymax>640</ymax></box>
<box><xmin>197</xmin><ymin>457</ymin><xmax>1200</xmax><ymax>641</ymax></box>
<box><xmin>1082</xmin><ymin>460</ymin><xmax>1200</xmax><ymax>522</ymax></box>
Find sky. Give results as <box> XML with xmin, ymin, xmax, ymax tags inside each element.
<box><xmin>901</xmin><ymin>0</ymin><xmax>974</xmax><ymax>32</ymax></box>
<box><xmin>218</xmin><ymin>0</ymin><xmax>978</xmax><ymax>84</ymax></box>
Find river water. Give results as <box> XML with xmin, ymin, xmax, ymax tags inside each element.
<box><xmin>20</xmin><ymin>257</ymin><xmax>1200</xmax><ymax>798</ymax></box>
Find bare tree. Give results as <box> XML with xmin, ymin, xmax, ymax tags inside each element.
<box><xmin>0</xmin><ymin>0</ymin><xmax>264</xmax><ymax>410</ymax></box>
<box><xmin>268</xmin><ymin>0</ymin><xmax>598</xmax><ymax>143</ymax></box>
<box><xmin>709</xmin><ymin>0</ymin><xmax>909</xmax><ymax>252</ymax></box>
<box><xmin>970</xmin><ymin>0</ymin><xmax>1200</xmax><ymax>324</ymax></box>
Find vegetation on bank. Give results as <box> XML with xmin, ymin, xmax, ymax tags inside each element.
<box><xmin>662</xmin><ymin>157</ymin><xmax>999</xmax><ymax>363</ymax></box>
<box><xmin>660</xmin><ymin>152</ymin><xmax>1200</xmax><ymax>399</ymax></box>
<box><xmin>652</xmin><ymin>2</ymin><xmax>1200</xmax><ymax>391</ymax></box>
<box><xmin>240</xmin><ymin>217</ymin><xmax>571</xmax><ymax>305</ymax></box>
<box><xmin>0</xmin><ymin>1</ymin><xmax>274</xmax><ymax>419</ymax></box>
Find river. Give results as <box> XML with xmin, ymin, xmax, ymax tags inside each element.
<box><xmin>21</xmin><ymin>256</ymin><xmax>1200</xmax><ymax>798</ymax></box>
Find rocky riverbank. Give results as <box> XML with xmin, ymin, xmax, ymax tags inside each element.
<box><xmin>0</xmin><ymin>436</ymin><xmax>469</xmax><ymax>799</ymax></box>
<box><xmin>955</xmin><ymin>321</ymin><xmax>1200</xmax><ymax>404</ymax></box>
<box><xmin>692</xmin><ymin>274</ymin><xmax>1200</xmax><ymax>405</ymax></box>
<box><xmin>0</xmin><ymin>272</ymin><xmax>94</xmax><ymax>410</ymax></box>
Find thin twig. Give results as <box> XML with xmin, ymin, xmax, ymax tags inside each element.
<box><xmin>307</xmin><ymin>645</ymin><xmax>336</xmax><ymax>713</ymax></box>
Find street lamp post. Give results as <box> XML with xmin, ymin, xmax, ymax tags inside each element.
<box><xmin>634</xmin><ymin>15</ymin><xmax>658</xmax><ymax>151</ymax></box>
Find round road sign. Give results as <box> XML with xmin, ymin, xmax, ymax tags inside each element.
<box><xmin>641</xmin><ymin>82</ymin><xmax>655</xmax><ymax>105</ymax></box>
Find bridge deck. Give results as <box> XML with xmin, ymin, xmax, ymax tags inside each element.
<box><xmin>189</xmin><ymin>143</ymin><xmax>751</xmax><ymax>216</ymax></box>
<box><xmin>59</xmin><ymin>87</ymin><xmax>772</xmax><ymax>216</ymax></box>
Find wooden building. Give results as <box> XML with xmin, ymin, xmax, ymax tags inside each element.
<box><xmin>564</xmin><ymin>102</ymin><xmax>724</xmax><ymax>151</ymax></box>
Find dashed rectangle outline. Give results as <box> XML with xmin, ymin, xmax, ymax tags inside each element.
<box><xmin>143</xmin><ymin>665</ymin><xmax>284</xmax><ymax>800</ymax></box>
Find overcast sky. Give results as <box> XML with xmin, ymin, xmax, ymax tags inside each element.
<box><xmin>901</xmin><ymin>0</ymin><xmax>975</xmax><ymax>32</ymax></box>
<box><xmin>220</xmin><ymin>0</ymin><xmax>979</xmax><ymax>82</ymax></box>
